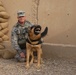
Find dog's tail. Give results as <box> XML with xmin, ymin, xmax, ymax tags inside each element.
<box><xmin>41</xmin><ymin>27</ymin><xmax>48</xmax><ymax>38</ymax></box>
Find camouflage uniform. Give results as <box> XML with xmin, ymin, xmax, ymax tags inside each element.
<box><xmin>11</xmin><ymin>21</ymin><xmax>32</xmax><ymax>62</ymax></box>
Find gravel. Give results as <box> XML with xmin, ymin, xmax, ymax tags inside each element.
<box><xmin>0</xmin><ymin>58</ymin><xmax>76</xmax><ymax>75</ymax></box>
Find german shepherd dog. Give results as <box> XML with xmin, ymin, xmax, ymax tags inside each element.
<box><xmin>26</xmin><ymin>25</ymin><xmax>48</xmax><ymax>68</ymax></box>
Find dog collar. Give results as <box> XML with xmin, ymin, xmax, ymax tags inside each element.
<box><xmin>29</xmin><ymin>38</ymin><xmax>41</xmax><ymax>42</ymax></box>
<box><xmin>26</xmin><ymin>38</ymin><xmax>43</xmax><ymax>45</ymax></box>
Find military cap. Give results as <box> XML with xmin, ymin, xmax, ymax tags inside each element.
<box><xmin>17</xmin><ymin>10</ymin><xmax>25</xmax><ymax>17</ymax></box>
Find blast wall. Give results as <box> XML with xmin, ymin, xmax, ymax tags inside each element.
<box><xmin>0</xmin><ymin>0</ymin><xmax>76</xmax><ymax>59</ymax></box>
<box><xmin>0</xmin><ymin>0</ymin><xmax>76</xmax><ymax>45</ymax></box>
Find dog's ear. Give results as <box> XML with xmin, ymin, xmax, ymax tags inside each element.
<box><xmin>41</xmin><ymin>27</ymin><xmax>48</xmax><ymax>37</ymax></box>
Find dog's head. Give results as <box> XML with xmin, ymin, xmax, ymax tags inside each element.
<box><xmin>28</xmin><ymin>25</ymin><xmax>48</xmax><ymax>41</ymax></box>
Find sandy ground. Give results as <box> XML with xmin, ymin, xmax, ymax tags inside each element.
<box><xmin>0</xmin><ymin>58</ymin><xmax>76</xmax><ymax>75</ymax></box>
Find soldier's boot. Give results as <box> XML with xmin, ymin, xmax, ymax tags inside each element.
<box><xmin>15</xmin><ymin>54</ymin><xmax>26</xmax><ymax>62</ymax></box>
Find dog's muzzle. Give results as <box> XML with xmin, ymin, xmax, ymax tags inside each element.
<box><xmin>34</xmin><ymin>26</ymin><xmax>41</xmax><ymax>35</ymax></box>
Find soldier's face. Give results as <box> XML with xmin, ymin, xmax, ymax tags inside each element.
<box><xmin>18</xmin><ymin>16</ymin><xmax>26</xmax><ymax>23</ymax></box>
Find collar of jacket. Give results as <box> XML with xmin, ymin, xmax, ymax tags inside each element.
<box><xmin>16</xmin><ymin>21</ymin><xmax>26</xmax><ymax>27</ymax></box>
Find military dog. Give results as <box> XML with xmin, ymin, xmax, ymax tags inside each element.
<box><xmin>26</xmin><ymin>25</ymin><xmax>48</xmax><ymax>68</ymax></box>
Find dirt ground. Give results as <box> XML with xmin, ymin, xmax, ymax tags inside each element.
<box><xmin>0</xmin><ymin>58</ymin><xmax>76</xmax><ymax>75</ymax></box>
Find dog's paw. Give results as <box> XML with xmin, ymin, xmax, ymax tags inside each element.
<box><xmin>36</xmin><ymin>64</ymin><xmax>41</xmax><ymax>69</ymax></box>
<box><xmin>26</xmin><ymin>64</ymin><xmax>30</xmax><ymax>69</ymax></box>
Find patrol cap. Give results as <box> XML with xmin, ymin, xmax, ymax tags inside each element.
<box><xmin>17</xmin><ymin>10</ymin><xmax>25</xmax><ymax>17</ymax></box>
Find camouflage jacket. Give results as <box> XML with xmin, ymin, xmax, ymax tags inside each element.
<box><xmin>11</xmin><ymin>21</ymin><xmax>32</xmax><ymax>53</ymax></box>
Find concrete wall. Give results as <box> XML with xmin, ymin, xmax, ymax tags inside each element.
<box><xmin>0</xmin><ymin>0</ymin><xmax>76</xmax><ymax>45</ymax></box>
<box><xmin>38</xmin><ymin>0</ymin><xmax>76</xmax><ymax>45</ymax></box>
<box><xmin>0</xmin><ymin>0</ymin><xmax>76</xmax><ymax>60</ymax></box>
<box><xmin>43</xmin><ymin>43</ymin><xmax>76</xmax><ymax>60</ymax></box>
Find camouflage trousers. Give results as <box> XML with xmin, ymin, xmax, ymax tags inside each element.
<box><xmin>15</xmin><ymin>49</ymin><xmax>26</xmax><ymax>62</ymax></box>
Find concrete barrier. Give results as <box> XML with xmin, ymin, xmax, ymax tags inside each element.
<box><xmin>1</xmin><ymin>41</ymin><xmax>76</xmax><ymax>60</ymax></box>
<box><xmin>42</xmin><ymin>43</ymin><xmax>76</xmax><ymax>60</ymax></box>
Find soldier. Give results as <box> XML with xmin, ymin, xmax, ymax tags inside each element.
<box><xmin>11</xmin><ymin>10</ymin><xmax>32</xmax><ymax>62</ymax></box>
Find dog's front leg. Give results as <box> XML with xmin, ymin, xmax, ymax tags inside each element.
<box><xmin>37</xmin><ymin>48</ymin><xmax>42</xmax><ymax>68</ymax></box>
<box><xmin>26</xmin><ymin>49</ymin><xmax>30</xmax><ymax>69</ymax></box>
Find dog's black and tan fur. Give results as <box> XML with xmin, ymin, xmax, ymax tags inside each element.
<box><xmin>26</xmin><ymin>25</ymin><xmax>48</xmax><ymax>68</ymax></box>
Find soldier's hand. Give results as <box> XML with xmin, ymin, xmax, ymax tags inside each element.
<box><xmin>20</xmin><ymin>52</ymin><xmax>25</xmax><ymax>58</ymax></box>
